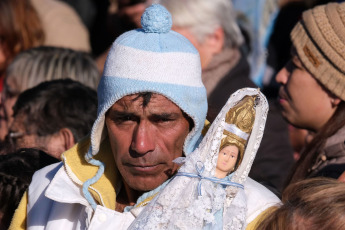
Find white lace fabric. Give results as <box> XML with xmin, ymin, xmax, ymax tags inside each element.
<box><xmin>128</xmin><ymin>88</ymin><xmax>269</xmax><ymax>230</ymax></box>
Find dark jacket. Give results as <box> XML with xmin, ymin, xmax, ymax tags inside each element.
<box><xmin>311</xmin><ymin>126</ymin><xmax>345</xmax><ymax>179</ymax></box>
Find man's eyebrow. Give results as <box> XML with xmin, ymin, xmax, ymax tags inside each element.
<box><xmin>150</xmin><ymin>112</ymin><xmax>179</xmax><ymax>119</ymax></box>
<box><xmin>107</xmin><ymin>110</ymin><xmax>136</xmax><ymax>117</ymax></box>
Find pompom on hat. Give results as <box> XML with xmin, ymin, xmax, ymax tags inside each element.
<box><xmin>291</xmin><ymin>2</ymin><xmax>345</xmax><ymax>100</ymax></box>
<box><xmin>82</xmin><ymin>4</ymin><xmax>207</xmax><ymax>209</ymax></box>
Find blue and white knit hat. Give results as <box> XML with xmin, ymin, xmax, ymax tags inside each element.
<box><xmin>82</xmin><ymin>4</ymin><xmax>207</xmax><ymax>209</ymax></box>
<box><xmin>87</xmin><ymin>4</ymin><xmax>207</xmax><ymax>160</ymax></box>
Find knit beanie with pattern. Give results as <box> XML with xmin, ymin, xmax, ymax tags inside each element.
<box><xmin>87</xmin><ymin>4</ymin><xmax>207</xmax><ymax>160</ymax></box>
<box><xmin>291</xmin><ymin>2</ymin><xmax>345</xmax><ymax>100</ymax></box>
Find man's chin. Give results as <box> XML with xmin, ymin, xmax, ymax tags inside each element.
<box><xmin>125</xmin><ymin>176</ymin><xmax>168</xmax><ymax>192</ymax></box>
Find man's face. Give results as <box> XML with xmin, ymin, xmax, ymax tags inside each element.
<box><xmin>8</xmin><ymin>113</ymin><xmax>65</xmax><ymax>159</ymax></box>
<box><xmin>276</xmin><ymin>50</ymin><xmax>336</xmax><ymax>131</ymax></box>
<box><xmin>105</xmin><ymin>93</ymin><xmax>190</xmax><ymax>191</ymax></box>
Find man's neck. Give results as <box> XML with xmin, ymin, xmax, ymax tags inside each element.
<box><xmin>115</xmin><ymin>182</ymin><xmax>143</xmax><ymax>212</ymax></box>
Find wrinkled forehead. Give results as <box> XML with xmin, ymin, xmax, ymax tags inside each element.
<box><xmin>108</xmin><ymin>92</ymin><xmax>178</xmax><ymax>110</ymax></box>
<box><xmin>106</xmin><ymin>93</ymin><xmax>191</xmax><ymax>122</ymax></box>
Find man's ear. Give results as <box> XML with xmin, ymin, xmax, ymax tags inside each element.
<box><xmin>329</xmin><ymin>95</ymin><xmax>341</xmax><ymax>108</ymax></box>
<box><xmin>332</xmin><ymin>98</ymin><xmax>341</xmax><ymax>107</ymax></box>
<box><xmin>206</xmin><ymin>27</ymin><xmax>225</xmax><ymax>55</ymax></box>
<box><xmin>59</xmin><ymin>128</ymin><xmax>75</xmax><ymax>151</ymax></box>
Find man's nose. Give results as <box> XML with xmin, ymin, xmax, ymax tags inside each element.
<box><xmin>131</xmin><ymin>121</ymin><xmax>155</xmax><ymax>155</ymax></box>
<box><xmin>276</xmin><ymin>67</ymin><xmax>289</xmax><ymax>85</ymax></box>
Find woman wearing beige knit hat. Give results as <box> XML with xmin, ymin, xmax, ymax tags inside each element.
<box><xmin>276</xmin><ymin>2</ymin><xmax>345</xmax><ymax>187</ymax></box>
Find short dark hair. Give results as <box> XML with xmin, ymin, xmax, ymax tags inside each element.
<box><xmin>12</xmin><ymin>79</ymin><xmax>97</xmax><ymax>142</ymax></box>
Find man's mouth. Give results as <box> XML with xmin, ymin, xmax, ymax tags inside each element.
<box><xmin>126</xmin><ymin>163</ymin><xmax>162</xmax><ymax>173</ymax></box>
<box><xmin>278</xmin><ymin>88</ymin><xmax>288</xmax><ymax>104</ymax></box>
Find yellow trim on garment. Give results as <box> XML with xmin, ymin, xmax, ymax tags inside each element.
<box><xmin>246</xmin><ymin>206</ymin><xmax>278</xmax><ymax>230</ymax></box>
<box><xmin>8</xmin><ymin>191</ymin><xmax>27</xmax><ymax>230</ymax></box>
<box><xmin>202</xmin><ymin>120</ymin><xmax>211</xmax><ymax>136</ymax></box>
<box><xmin>61</xmin><ymin>136</ymin><xmax>120</xmax><ymax>210</ymax></box>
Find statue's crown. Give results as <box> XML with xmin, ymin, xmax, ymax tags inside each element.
<box><xmin>225</xmin><ymin>95</ymin><xmax>256</xmax><ymax>135</ymax></box>
<box><xmin>220</xmin><ymin>96</ymin><xmax>256</xmax><ymax>169</ymax></box>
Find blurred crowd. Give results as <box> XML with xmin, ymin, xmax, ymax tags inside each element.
<box><xmin>1</xmin><ymin>0</ymin><xmax>345</xmax><ymax>229</ymax></box>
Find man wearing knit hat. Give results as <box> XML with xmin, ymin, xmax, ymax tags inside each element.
<box><xmin>277</xmin><ymin>2</ymin><xmax>345</xmax><ymax>186</ymax></box>
<box><xmin>10</xmin><ymin>5</ymin><xmax>279</xmax><ymax>230</ymax></box>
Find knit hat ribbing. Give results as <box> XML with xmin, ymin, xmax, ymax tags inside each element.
<box><xmin>291</xmin><ymin>2</ymin><xmax>345</xmax><ymax>100</ymax></box>
<box><xmin>88</xmin><ymin>4</ymin><xmax>207</xmax><ymax>160</ymax></box>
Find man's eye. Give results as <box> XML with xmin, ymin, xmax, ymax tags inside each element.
<box><xmin>286</xmin><ymin>60</ymin><xmax>295</xmax><ymax>72</ymax></box>
<box><xmin>152</xmin><ymin>116</ymin><xmax>173</xmax><ymax>123</ymax></box>
<box><xmin>159</xmin><ymin>118</ymin><xmax>172</xmax><ymax>122</ymax></box>
<box><xmin>122</xmin><ymin>116</ymin><xmax>132</xmax><ymax>121</ymax></box>
<box><xmin>113</xmin><ymin>115</ymin><xmax>136</xmax><ymax>123</ymax></box>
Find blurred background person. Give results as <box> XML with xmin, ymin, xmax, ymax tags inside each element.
<box><xmin>6</xmin><ymin>79</ymin><xmax>97</xmax><ymax>159</ymax></box>
<box><xmin>263</xmin><ymin>0</ymin><xmax>344</xmax><ymax>160</ymax></box>
<box><xmin>276</xmin><ymin>2</ymin><xmax>345</xmax><ymax>187</ymax></box>
<box><xmin>159</xmin><ymin>0</ymin><xmax>294</xmax><ymax>194</ymax></box>
<box><xmin>255</xmin><ymin>177</ymin><xmax>345</xmax><ymax>230</ymax></box>
<box><xmin>0</xmin><ymin>46</ymin><xmax>100</xmax><ymax>142</ymax></box>
<box><xmin>158</xmin><ymin>0</ymin><xmax>254</xmax><ymax>118</ymax></box>
<box><xmin>232</xmin><ymin>0</ymin><xmax>280</xmax><ymax>86</ymax></box>
<box><xmin>30</xmin><ymin>0</ymin><xmax>91</xmax><ymax>52</ymax></box>
<box><xmin>0</xmin><ymin>148</ymin><xmax>58</xmax><ymax>230</ymax></box>
<box><xmin>0</xmin><ymin>0</ymin><xmax>91</xmax><ymax>90</ymax></box>
<box><xmin>0</xmin><ymin>0</ymin><xmax>44</xmax><ymax>90</ymax></box>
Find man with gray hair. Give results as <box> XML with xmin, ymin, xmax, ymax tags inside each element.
<box><xmin>159</xmin><ymin>0</ymin><xmax>294</xmax><ymax>193</ymax></box>
<box><xmin>0</xmin><ymin>46</ymin><xmax>100</xmax><ymax>142</ymax></box>
<box><xmin>158</xmin><ymin>0</ymin><xmax>250</xmax><ymax>117</ymax></box>
<box><xmin>10</xmin><ymin>4</ymin><xmax>279</xmax><ymax>229</ymax></box>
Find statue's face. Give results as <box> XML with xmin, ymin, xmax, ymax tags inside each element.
<box><xmin>215</xmin><ymin>145</ymin><xmax>239</xmax><ymax>179</ymax></box>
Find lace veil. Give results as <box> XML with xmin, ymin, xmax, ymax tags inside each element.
<box><xmin>129</xmin><ymin>88</ymin><xmax>269</xmax><ymax>230</ymax></box>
